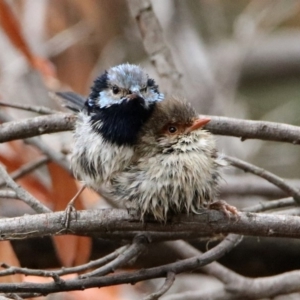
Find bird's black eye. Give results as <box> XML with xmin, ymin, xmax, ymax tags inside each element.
<box><xmin>168</xmin><ymin>126</ymin><xmax>177</xmax><ymax>133</ymax></box>
<box><xmin>112</xmin><ymin>86</ymin><xmax>119</xmax><ymax>94</ymax></box>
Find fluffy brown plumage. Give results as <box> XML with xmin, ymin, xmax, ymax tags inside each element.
<box><xmin>103</xmin><ymin>98</ymin><xmax>226</xmax><ymax>222</ymax></box>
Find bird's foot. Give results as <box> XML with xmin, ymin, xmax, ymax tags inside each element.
<box><xmin>209</xmin><ymin>200</ymin><xmax>239</xmax><ymax>219</ymax></box>
<box><xmin>63</xmin><ymin>203</ymin><xmax>77</xmax><ymax>230</ymax></box>
<box><xmin>62</xmin><ymin>185</ymin><xmax>86</xmax><ymax>230</ymax></box>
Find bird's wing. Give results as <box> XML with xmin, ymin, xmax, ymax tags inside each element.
<box><xmin>56</xmin><ymin>91</ymin><xmax>86</xmax><ymax>112</ymax></box>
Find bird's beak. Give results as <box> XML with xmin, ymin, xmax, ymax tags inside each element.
<box><xmin>126</xmin><ymin>92</ymin><xmax>143</xmax><ymax>100</ymax></box>
<box><xmin>185</xmin><ymin>117</ymin><xmax>211</xmax><ymax>134</ymax></box>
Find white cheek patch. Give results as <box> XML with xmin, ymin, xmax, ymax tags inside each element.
<box><xmin>156</xmin><ymin>92</ymin><xmax>164</xmax><ymax>102</ymax></box>
<box><xmin>98</xmin><ymin>91</ymin><xmax>124</xmax><ymax>108</ymax></box>
<box><xmin>144</xmin><ymin>90</ymin><xmax>164</xmax><ymax>103</ymax></box>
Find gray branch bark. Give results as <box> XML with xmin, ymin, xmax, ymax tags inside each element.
<box><xmin>1</xmin><ymin>208</ymin><xmax>300</xmax><ymax>241</ymax></box>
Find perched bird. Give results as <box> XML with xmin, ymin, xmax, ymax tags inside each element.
<box><xmin>103</xmin><ymin>98</ymin><xmax>228</xmax><ymax>222</ymax></box>
<box><xmin>58</xmin><ymin>63</ymin><xmax>164</xmax><ymax>191</ymax></box>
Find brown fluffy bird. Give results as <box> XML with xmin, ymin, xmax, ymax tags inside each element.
<box><xmin>103</xmin><ymin>98</ymin><xmax>227</xmax><ymax>222</ymax></box>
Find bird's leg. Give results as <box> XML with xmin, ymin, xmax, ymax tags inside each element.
<box><xmin>209</xmin><ymin>200</ymin><xmax>239</xmax><ymax>219</ymax></box>
<box><xmin>63</xmin><ymin>184</ymin><xmax>86</xmax><ymax>229</ymax></box>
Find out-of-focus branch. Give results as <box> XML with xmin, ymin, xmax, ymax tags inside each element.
<box><xmin>226</xmin><ymin>156</ymin><xmax>300</xmax><ymax>203</ymax></box>
<box><xmin>0</xmin><ymin>101</ymin><xmax>57</xmax><ymax>114</ymax></box>
<box><xmin>164</xmin><ymin>269</ymin><xmax>300</xmax><ymax>300</ymax></box>
<box><xmin>244</xmin><ymin>197</ymin><xmax>295</xmax><ymax>213</ymax></box>
<box><xmin>0</xmin><ymin>191</ymin><xmax>18</xmax><ymax>199</ymax></box>
<box><xmin>24</xmin><ymin>137</ymin><xmax>70</xmax><ymax>173</ymax></box>
<box><xmin>220</xmin><ymin>175</ymin><xmax>300</xmax><ymax>198</ymax></box>
<box><xmin>210</xmin><ymin>31</ymin><xmax>300</xmax><ymax>82</ymax></box>
<box><xmin>127</xmin><ymin>0</ymin><xmax>182</xmax><ymax>96</ymax></box>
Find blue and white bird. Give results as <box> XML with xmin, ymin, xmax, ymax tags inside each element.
<box><xmin>58</xmin><ymin>63</ymin><xmax>164</xmax><ymax>191</ymax></box>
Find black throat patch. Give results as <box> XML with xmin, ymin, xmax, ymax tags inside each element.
<box><xmin>90</xmin><ymin>98</ymin><xmax>155</xmax><ymax>146</ymax></box>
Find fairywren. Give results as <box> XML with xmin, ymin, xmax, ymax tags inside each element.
<box><xmin>103</xmin><ymin>98</ymin><xmax>227</xmax><ymax>222</ymax></box>
<box><xmin>59</xmin><ymin>63</ymin><xmax>164</xmax><ymax>191</ymax></box>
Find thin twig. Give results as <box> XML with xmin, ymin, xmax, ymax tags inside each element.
<box><xmin>0</xmin><ymin>164</ymin><xmax>50</xmax><ymax>214</ymax></box>
<box><xmin>0</xmin><ymin>245</ymin><xmax>128</xmax><ymax>278</ymax></box>
<box><xmin>144</xmin><ymin>272</ymin><xmax>176</xmax><ymax>300</ymax></box>
<box><xmin>81</xmin><ymin>234</ymin><xmax>149</xmax><ymax>278</ymax></box>
<box><xmin>0</xmin><ymin>101</ymin><xmax>57</xmax><ymax>115</ymax></box>
<box><xmin>0</xmin><ymin>234</ymin><xmax>242</xmax><ymax>294</ymax></box>
<box><xmin>225</xmin><ymin>155</ymin><xmax>300</xmax><ymax>203</ymax></box>
<box><xmin>244</xmin><ymin>197</ymin><xmax>295</xmax><ymax>213</ymax></box>
<box><xmin>0</xmin><ymin>156</ymin><xmax>49</xmax><ymax>189</ymax></box>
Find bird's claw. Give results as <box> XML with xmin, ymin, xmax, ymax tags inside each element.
<box><xmin>62</xmin><ymin>185</ymin><xmax>86</xmax><ymax>230</ymax></box>
<box><xmin>209</xmin><ymin>200</ymin><xmax>240</xmax><ymax>220</ymax></box>
<box><xmin>62</xmin><ymin>203</ymin><xmax>77</xmax><ymax>230</ymax></box>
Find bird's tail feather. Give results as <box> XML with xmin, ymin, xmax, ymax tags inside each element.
<box><xmin>56</xmin><ymin>91</ymin><xmax>86</xmax><ymax>112</ymax></box>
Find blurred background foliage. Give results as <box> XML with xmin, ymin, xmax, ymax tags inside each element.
<box><xmin>1</xmin><ymin>0</ymin><xmax>299</xmax><ymax>177</ymax></box>
<box><xmin>0</xmin><ymin>0</ymin><xmax>300</xmax><ymax>299</ymax></box>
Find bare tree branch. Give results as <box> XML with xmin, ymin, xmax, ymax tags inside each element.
<box><xmin>0</xmin><ymin>245</ymin><xmax>128</xmax><ymax>278</ymax></box>
<box><xmin>0</xmin><ymin>234</ymin><xmax>242</xmax><ymax>294</ymax></box>
<box><xmin>0</xmin><ymin>112</ymin><xmax>71</xmax><ymax>173</ymax></box>
<box><xmin>0</xmin><ymin>209</ymin><xmax>300</xmax><ymax>240</ymax></box>
<box><xmin>0</xmin><ymin>164</ymin><xmax>50</xmax><ymax>213</ymax></box>
<box><xmin>1</xmin><ymin>112</ymin><xmax>300</xmax><ymax>146</ymax></box>
<box><xmin>204</xmin><ymin>115</ymin><xmax>300</xmax><ymax>144</ymax></box>
<box><xmin>0</xmin><ymin>113</ymin><xmax>75</xmax><ymax>143</ymax></box>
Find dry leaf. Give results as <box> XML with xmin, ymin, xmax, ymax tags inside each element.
<box><xmin>48</xmin><ymin>162</ymin><xmax>92</xmax><ymax>267</ymax></box>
